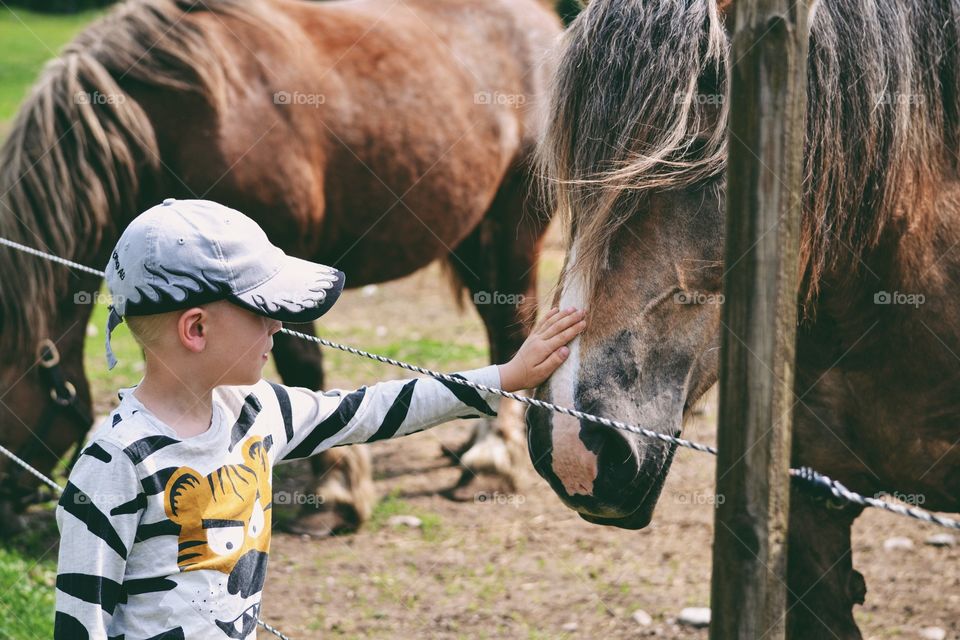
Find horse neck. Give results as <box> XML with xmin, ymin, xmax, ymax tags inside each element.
<box><xmin>805</xmin><ymin>188</ymin><xmax>960</xmax><ymax>378</ymax></box>
<box><xmin>796</xmin><ymin>187</ymin><xmax>960</xmax><ymax>508</ymax></box>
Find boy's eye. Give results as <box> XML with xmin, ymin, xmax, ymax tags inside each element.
<box><xmin>206</xmin><ymin>526</ymin><xmax>244</xmax><ymax>556</ymax></box>
<box><xmin>248</xmin><ymin>500</ymin><xmax>265</xmax><ymax>538</ymax></box>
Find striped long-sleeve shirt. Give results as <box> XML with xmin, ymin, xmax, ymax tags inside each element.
<box><xmin>54</xmin><ymin>365</ymin><xmax>501</xmax><ymax>639</ymax></box>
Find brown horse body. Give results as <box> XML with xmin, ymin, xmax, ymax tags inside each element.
<box><xmin>0</xmin><ymin>0</ymin><xmax>561</xmax><ymax>533</ymax></box>
<box><xmin>529</xmin><ymin>1</ymin><xmax>960</xmax><ymax>637</ymax></box>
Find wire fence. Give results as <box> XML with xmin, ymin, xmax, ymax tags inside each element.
<box><xmin>2</xmin><ymin>236</ymin><xmax>960</xmax><ymax>638</ymax></box>
<box><xmin>3</xmin><ymin>236</ymin><xmax>959</xmax><ymax>531</ymax></box>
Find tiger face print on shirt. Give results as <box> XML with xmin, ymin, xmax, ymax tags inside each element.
<box><xmin>163</xmin><ymin>436</ymin><xmax>273</xmax><ymax>638</ymax></box>
<box><xmin>55</xmin><ymin>365</ymin><xmax>503</xmax><ymax>640</ymax></box>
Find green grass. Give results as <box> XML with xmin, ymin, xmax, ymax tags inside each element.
<box><xmin>1</xmin><ymin>10</ymin><xmax>105</xmax><ymax>637</ymax></box>
<box><xmin>0</xmin><ymin>6</ymin><xmax>104</xmax><ymax>125</ymax></box>
<box><xmin>314</xmin><ymin>325</ymin><xmax>488</xmax><ymax>384</ymax></box>
<box><xmin>0</xmin><ymin>547</ymin><xmax>57</xmax><ymax>639</ymax></box>
<box><xmin>369</xmin><ymin>492</ymin><xmax>443</xmax><ymax>542</ymax></box>
<box><xmin>0</xmin><ymin>515</ymin><xmax>60</xmax><ymax>640</ymax></box>
<box><xmin>375</xmin><ymin>339</ymin><xmax>485</xmax><ymax>367</ymax></box>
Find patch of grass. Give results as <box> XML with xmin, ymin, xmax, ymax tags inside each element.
<box><xmin>0</xmin><ymin>6</ymin><xmax>104</xmax><ymax>124</ymax></box>
<box><xmin>375</xmin><ymin>339</ymin><xmax>486</xmax><ymax>369</ymax></box>
<box><xmin>414</xmin><ymin>512</ymin><xmax>442</xmax><ymax>542</ymax></box>
<box><xmin>0</xmin><ymin>487</ymin><xmax>62</xmax><ymax>639</ymax></box>
<box><xmin>0</xmin><ymin>545</ymin><xmax>57</xmax><ymax>640</ymax></box>
<box><xmin>473</xmin><ymin>575</ymin><xmax>506</xmax><ymax>604</ymax></box>
<box><xmin>315</xmin><ymin>330</ymin><xmax>489</xmax><ymax>384</ymax></box>
<box><xmin>368</xmin><ymin>492</ymin><xmax>443</xmax><ymax>542</ymax></box>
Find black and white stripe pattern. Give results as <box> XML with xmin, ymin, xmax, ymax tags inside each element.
<box><xmin>56</xmin><ymin>365</ymin><xmax>502</xmax><ymax>638</ymax></box>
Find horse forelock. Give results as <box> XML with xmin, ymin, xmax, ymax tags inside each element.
<box><xmin>537</xmin><ymin>0</ymin><xmax>728</xmax><ymax>301</ymax></box>
<box><xmin>539</xmin><ymin>0</ymin><xmax>958</xmax><ymax>311</ymax></box>
<box><xmin>0</xmin><ymin>0</ymin><xmax>296</xmax><ymax>365</ymax></box>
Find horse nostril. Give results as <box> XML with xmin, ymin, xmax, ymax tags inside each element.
<box><xmin>580</xmin><ymin>422</ymin><xmax>640</xmax><ymax>478</ymax></box>
<box><xmin>579</xmin><ymin>423</ymin><xmax>607</xmax><ymax>453</ymax></box>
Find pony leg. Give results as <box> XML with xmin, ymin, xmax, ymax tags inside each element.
<box><xmin>445</xmin><ymin>169</ymin><xmax>548</xmax><ymax>501</ymax></box>
<box><xmin>786</xmin><ymin>488</ymin><xmax>866</xmax><ymax>639</ymax></box>
<box><xmin>271</xmin><ymin>322</ymin><xmax>376</xmax><ymax>536</ymax></box>
<box><xmin>285</xmin><ymin>446</ymin><xmax>374</xmax><ymax>538</ymax></box>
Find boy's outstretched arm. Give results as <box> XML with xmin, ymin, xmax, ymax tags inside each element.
<box><xmin>270</xmin><ymin>307</ymin><xmax>586</xmax><ymax>462</ymax></box>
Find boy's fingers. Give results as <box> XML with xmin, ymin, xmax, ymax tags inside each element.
<box><xmin>536</xmin><ymin>307</ymin><xmax>562</xmax><ymax>333</ymax></box>
<box><xmin>547</xmin><ymin>319</ymin><xmax>587</xmax><ymax>347</ymax></box>
<box><xmin>544</xmin><ymin>307</ymin><xmax>579</xmax><ymax>328</ymax></box>
<box><xmin>538</xmin><ymin>346</ymin><xmax>571</xmax><ymax>372</ymax></box>
<box><xmin>529</xmin><ymin>317</ymin><xmax>583</xmax><ymax>365</ymax></box>
<box><xmin>542</xmin><ymin>310</ymin><xmax>586</xmax><ymax>338</ymax></box>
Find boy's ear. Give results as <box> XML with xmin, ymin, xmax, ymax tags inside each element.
<box><xmin>177</xmin><ymin>307</ymin><xmax>207</xmax><ymax>353</ymax></box>
<box><xmin>165</xmin><ymin>466</ymin><xmax>202</xmax><ymax>523</ymax></box>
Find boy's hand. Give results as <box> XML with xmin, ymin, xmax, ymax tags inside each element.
<box><xmin>498</xmin><ymin>307</ymin><xmax>587</xmax><ymax>392</ymax></box>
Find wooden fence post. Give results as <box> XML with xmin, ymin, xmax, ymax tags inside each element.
<box><xmin>710</xmin><ymin>1</ymin><xmax>810</xmax><ymax>638</ymax></box>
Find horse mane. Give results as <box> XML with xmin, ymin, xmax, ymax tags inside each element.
<box><xmin>539</xmin><ymin>0</ymin><xmax>960</xmax><ymax>310</ymax></box>
<box><xmin>0</xmin><ymin>0</ymin><xmax>287</xmax><ymax>365</ymax></box>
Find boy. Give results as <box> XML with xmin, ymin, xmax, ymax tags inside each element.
<box><xmin>54</xmin><ymin>198</ymin><xmax>586</xmax><ymax>639</ymax></box>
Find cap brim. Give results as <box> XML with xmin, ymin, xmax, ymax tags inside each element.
<box><xmin>230</xmin><ymin>254</ymin><xmax>345</xmax><ymax>323</ymax></box>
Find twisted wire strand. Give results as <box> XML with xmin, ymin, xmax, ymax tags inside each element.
<box><xmin>2</xmin><ymin>238</ymin><xmax>958</xmax><ymax>535</ymax></box>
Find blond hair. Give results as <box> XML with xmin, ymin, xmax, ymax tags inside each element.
<box><xmin>125</xmin><ymin>312</ymin><xmax>174</xmax><ymax>350</ymax></box>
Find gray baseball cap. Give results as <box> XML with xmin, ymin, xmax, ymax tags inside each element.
<box><xmin>104</xmin><ymin>198</ymin><xmax>345</xmax><ymax>370</ymax></box>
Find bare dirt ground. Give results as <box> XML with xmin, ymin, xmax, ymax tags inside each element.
<box><xmin>257</xmin><ymin>224</ymin><xmax>960</xmax><ymax>640</ymax></box>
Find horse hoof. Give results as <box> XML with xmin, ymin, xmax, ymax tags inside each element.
<box><xmin>444</xmin><ymin>470</ymin><xmax>517</xmax><ymax>502</ymax></box>
<box><xmin>282</xmin><ymin>507</ymin><xmax>361</xmax><ymax>538</ymax></box>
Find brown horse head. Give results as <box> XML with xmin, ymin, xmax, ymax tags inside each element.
<box><xmin>525</xmin><ymin>0</ymin><xmax>730</xmax><ymax>528</ymax></box>
<box><xmin>526</xmin><ymin>189</ymin><xmax>724</xmax><ymax>529</ymax></box>
<box><xmin>0</xmin><ymin>0</ymin><xmax>240</xmax><ymax>512</ymax></box>
<box><xmin>528</xmin><ymin>0</ymin><xmax>954</xmax><ymax>528</ymax></box>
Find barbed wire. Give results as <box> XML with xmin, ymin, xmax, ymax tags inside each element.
<box><xmin>1</xmin><ymin>239</ymin><xmax>958</xmax><ymax>538</ymax></box>
<box><xmin>0</xmin><ymin>443</ymin><xmax>63</xmax><ymax>493</ymax></box>
<box><xmin>256</xmin><ymin>618</ymin><xmax>293</xmax><ymax>640</ymax></box>
<box><xmin>281</xmin><ymin>328</ymin><xmax>719</xmax><ymax>455</ymax></box>
<box><xmin>791</xmin><ymin>467</ymin><xmax>960</xmax><ymax>530</ymax></box>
